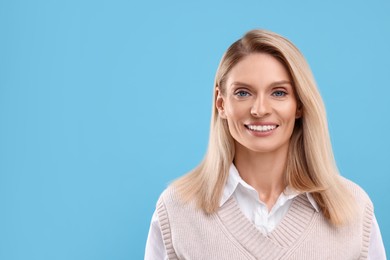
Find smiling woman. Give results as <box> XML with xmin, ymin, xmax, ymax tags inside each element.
<box><xmin>216</xmin><ymin>53</ymin><xmax>299</xmax><ymax>158</ymax></box>
<box><xmin>145</xmin><ymin>29</ymin><xmax>386</xmax><ymax>259</ymax></box>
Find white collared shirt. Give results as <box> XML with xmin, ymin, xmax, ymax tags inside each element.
<box><xmin>220</xmin><ymin>164</ymin><xmax>321</xmax><ymax>235</ymax></box>
<box><xmin>145</xmin><ymin>164</ymin><xmax>386</xmax><ymax>259</ymax></box>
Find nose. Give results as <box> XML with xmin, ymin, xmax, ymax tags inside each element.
<box><xmin>251</xmin><ymin>95</ymin><xmax>271</xmax><ymax>117</ymax></box>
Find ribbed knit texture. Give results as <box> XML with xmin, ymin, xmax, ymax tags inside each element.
<box><xmin>156</xmin><ymin>179</ymin><xmax>373</xmax><ymax>260</ymax></box>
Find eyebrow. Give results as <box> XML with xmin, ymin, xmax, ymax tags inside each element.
<box><xmin>270</xmin><ymin>80</ymin><xmax>292</xmax><ymax>87</ymax></box>
<box><xmin>230</xmin><ymin>81</ymin><xmax>251</xmax><ymax>87</ymax></box>
<box><xmin>231</xmin><ymin>80</ymin><xmax>292</xmax><ymax>87</ymax></box>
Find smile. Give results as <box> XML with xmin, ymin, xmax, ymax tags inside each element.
<box><xmin>245</xmin><ymin>124</ymin><xmax>278</xmax><ymax>132</ymax></box>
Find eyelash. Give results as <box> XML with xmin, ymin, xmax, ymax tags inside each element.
<box><xmin>272</xmin><ymin>90</ymin><xmax>287</xmax><ymax>97</ymax></box>
<box><xmin>235</xmin><ymin>90</ymin><xmax>288</xmax><ymax>98</ymax></box>
<box><xmin>234</xmin><ymin>90</ymin><xmax>251</xmax><ymax>97</ymax></box>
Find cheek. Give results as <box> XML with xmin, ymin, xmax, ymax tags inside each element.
<box><xmin>224</xmin><ymin>104</ymin><xmax>247</xmax><ymax>134</ymax></box>
<box><xmin>280</xmin><ymin>101</ymin><xmax>298</xmax><ymax>121</ymax></box>
<box><xmin>224</xmin><ymin>101</ymin><xmax>249</xmax><ymax>119</ymax></box>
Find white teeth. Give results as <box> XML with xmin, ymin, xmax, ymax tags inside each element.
<box><xmin>247</xmin><ymin>125</ymin><xmax>277</xmax><ymax>132</ymax></box>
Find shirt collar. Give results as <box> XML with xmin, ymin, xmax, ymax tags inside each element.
<box><xmin>220</xmin><ymin>163</ymin><xmax>320</xmax><ymax>212</ymax></box>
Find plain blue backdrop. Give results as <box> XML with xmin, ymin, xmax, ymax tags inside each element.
<box><xmin>1</xmin><ymin>0</ymin><xmax>389</xmax><ymax>259</ymax></box>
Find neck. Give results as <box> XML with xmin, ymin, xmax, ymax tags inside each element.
<box><xmin>233</xmin><ymin>143</ymin><xmax>289</xmax><ymax>211</ymax></box>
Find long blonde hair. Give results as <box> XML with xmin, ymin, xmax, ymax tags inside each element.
<box><xmin>174</xmin><ymin>29</ymin><xmax>355</xmax><ymax>226</ymax></box>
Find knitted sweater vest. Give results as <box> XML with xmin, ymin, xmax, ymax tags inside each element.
<box><xmin>156</xmin><ymin>179</ymin><xmax>373</xmax><ymax>260</ymax></box>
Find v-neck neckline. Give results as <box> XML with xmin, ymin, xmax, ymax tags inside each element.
<box><xmin>216</xmin><ymin>194</ymin><xmax>318</xmax><ymax>259</ymax></box>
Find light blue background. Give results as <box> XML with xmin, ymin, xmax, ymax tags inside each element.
<box><xmin>1</xmin><ymin>0</ymin><xmax>389</xmax><ymax>259</ymax></box>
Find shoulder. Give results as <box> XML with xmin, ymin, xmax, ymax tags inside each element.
<box><xmin>338</xmin><ymin>176</ymin><xmax>375</xmax><ymax>257</ymax></box>
<box><xmin>156</xmin><ymin>185</ymin><xmax>195</xmax><ymax>216</ymax></box>
<box><xmin>338</xmin><ymin>176</ymin><xmax>374</xmax><ymax>230</ymax></box>
<box><xmin>157</xmin><ymin>185</ymin><xmax>181</xmax><ymax>207</ymax></box>
<box><xmin>155</xmin><ymin>185</ymin><xmax>207</xmax><ymax>237</ymax></box>
<box><xmin>339</xmin><ymin>176</ymin><xmax>372</xmax><ymax>206</ymax></box>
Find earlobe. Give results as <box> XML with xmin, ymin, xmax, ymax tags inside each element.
<box><xmin>216</xmin><ymin>88</ymin><xmax>226</xmax><ymax>119</ymax></box>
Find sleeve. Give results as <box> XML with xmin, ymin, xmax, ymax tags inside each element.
<box><xmin>144</xmin><ymin>210</ymin><xmax>168</xmax><ymax>260</ymax></box>
<box><xmin>367</xmin><ymin>214</ymin><xmax>386</xmax><ymax>260</ymax></box>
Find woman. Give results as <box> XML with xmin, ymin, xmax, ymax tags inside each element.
<box><xmin>145</xmin><ymin>29</ymin><xmax>386</xmax><ymax>259</ymax></box>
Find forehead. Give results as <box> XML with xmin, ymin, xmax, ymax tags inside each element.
<box><xmin>226</xmin><ymin>53</ymin><xmax>291</xmax><ymax>86</ymax></box>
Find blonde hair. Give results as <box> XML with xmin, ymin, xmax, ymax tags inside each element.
<box><xmin>174</xmin><ymin>29</ymin><xmax>356</xmax><ymax>226</ymax></box>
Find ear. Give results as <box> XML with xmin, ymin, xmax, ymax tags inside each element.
<box><xmin>295</xmin><ymin>103</ymin><xmax>302</xmax><ymax>119</ymax></box>
<box><xmin>215</xmin><ymin>87</ymin><xmax>227</xmax><ymax>119</ymax></box>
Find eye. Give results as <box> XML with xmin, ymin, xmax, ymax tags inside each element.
<box><xmin>272</xmin><ymin>90</ymin><xmax>287</xmax><ymax>97</ymax></box>
<box><xmin>235</xmin><ymin>90</ymin><xmax>251</xmax><ymax>97</ymax></box>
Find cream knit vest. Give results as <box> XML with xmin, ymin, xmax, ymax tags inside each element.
<box><xmin>156</xmin><ymin>179</ymin><xmax>373</xmax><ymax>260</ymax></box>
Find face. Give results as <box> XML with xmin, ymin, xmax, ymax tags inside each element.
<box><xmin>216</xmin><ymin>53</ymin><xmax>301</xmax><ymax>155</ymax></box>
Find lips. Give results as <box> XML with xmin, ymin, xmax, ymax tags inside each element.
<box><xmin>245</xmin><ymin>124</ymin><xmax>278</xmax><ymax>132</ymax></box>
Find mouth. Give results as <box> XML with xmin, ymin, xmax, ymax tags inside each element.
<box><xmin>245</xmin><ymin>124</ymin><xmax>278</xmax><ymax>132</ymax></box>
